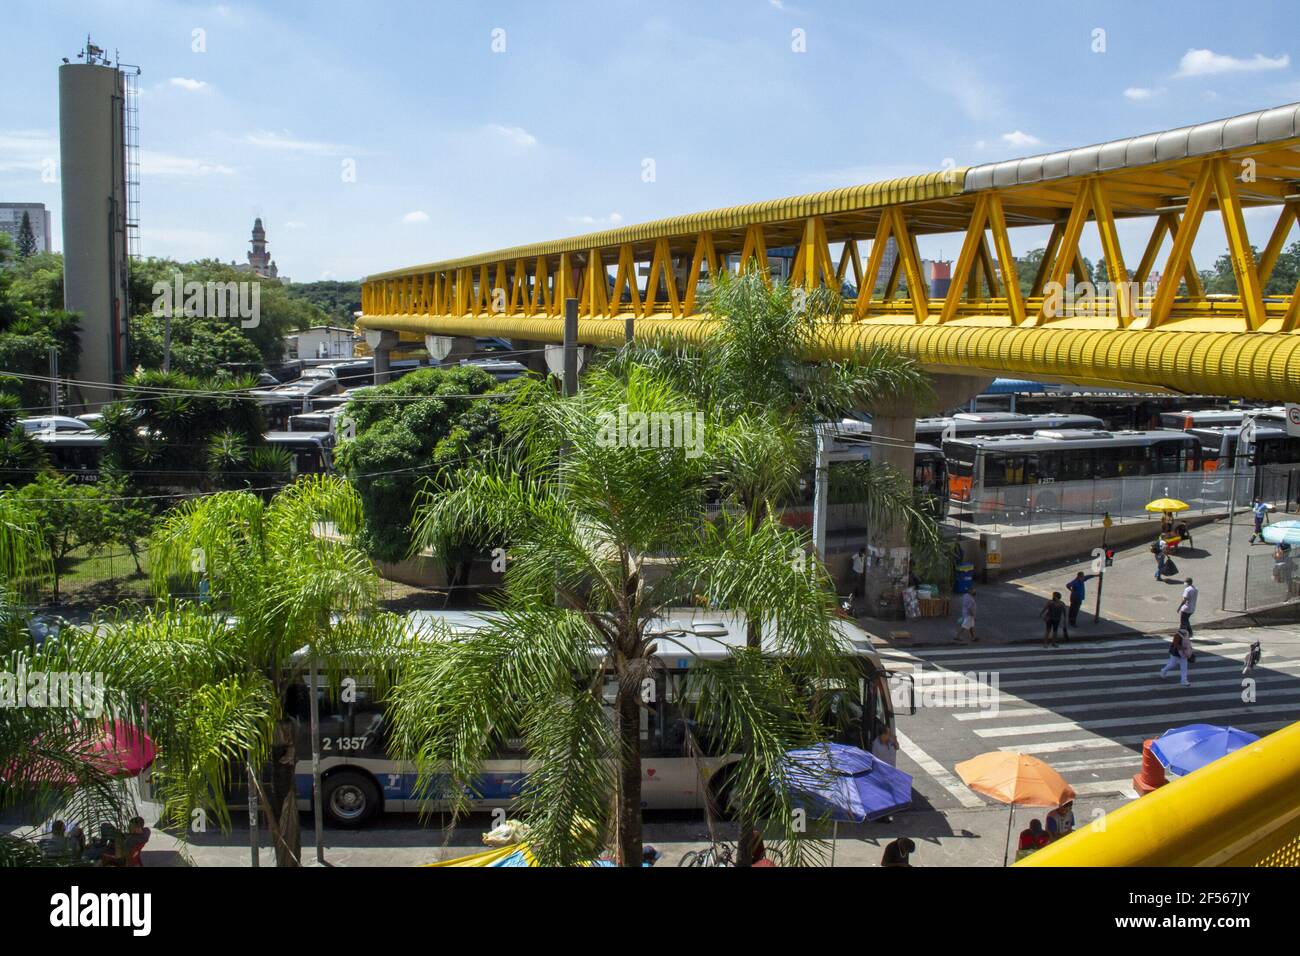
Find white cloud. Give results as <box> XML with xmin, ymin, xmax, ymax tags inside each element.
<box><xmin>1123</xmin><ymin>86</ymin><xmax>1158</xmax><ymax>100</ymax></box>
<box><xmin>139</xmin><ymin>150</ymin><xmax>234</xmax><ymax>177</ymax></box>
<box><xmin>1000</xmin><ymin>130</ymin><xmax>1041</xmax><ymax>148</ymax></box>
<box><xmin>485</xmin><ymin>124</ymin><xmax>537</xmax><ymax>147</ymax></box>
<box><xmin>244</xmin><ymin>131</ymin><xmax>352</xmax><ymax>155</ymax></box>
<box><xmin>168</xmin><ymin>77</ymin><xmax>208</xmax><ymax>92</ymax></box>
<box><xmin>284</xmin><ymin>221</ymin><xmax>307</xmax><ymax>229</ymax></box>
<box><xmin>566</xmin><ymin>212</ymin><xmax>624</xmax><ymax>227</ymax></box>
<box><xmin>0</xmin><ymin>129</ymin><xmax>56</xmax><ymax>173</ymax></box>
<box><xmin>769</xmin><ymin>0</ymin><xmax>785</xmax><ymax>7</ymax></box>
<box><xmin>402</xmin><ymin>210</ymin><xmax>430</xmax><ymax>224</ymax></box>
<box><xmin>1175</xmin><ymin>49</ymin><xmax>1289</xmax><ymax>77</ymax></box>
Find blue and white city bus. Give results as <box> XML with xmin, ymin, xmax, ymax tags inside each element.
<box><xmin>287</xmin><ymin>609</ymin><xmax>908</xmax><ymax>827</ymax></box>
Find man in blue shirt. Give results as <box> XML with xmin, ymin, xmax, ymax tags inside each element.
<box><xmin>1249</xmin><ymin>498</ymin><xmax>1270</xmax><ymax>544</ymax></box>
<box><xmin>1065</xmin><ymin>571</ymin><xmax>1086</xmax><ymax>629</ymax></box>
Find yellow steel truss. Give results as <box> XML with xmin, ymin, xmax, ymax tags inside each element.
<box><xmin>359</xmin><ymin>107</ymin><xmax>1300</xmax><ymax>399</ymax></box>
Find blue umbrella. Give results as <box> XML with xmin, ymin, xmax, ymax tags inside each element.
<box><xmin>1261</xmin><ymin>520</ymin><xmax>1300</xmax><ymax>547</ymax></box>
<box><xmin>777</xmin><ymin>743</ymin><xmax>913</xmax><ymax>865</ymax></box>
<box><xmin>1151</xmin><ymin>724</ymin><xmax>1260</xmax><ymax>777</ymax></box>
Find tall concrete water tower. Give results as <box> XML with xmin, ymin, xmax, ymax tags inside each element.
<box><xmin>58</xmin><ymin>37</ymin><xmax>139</xmax><ymax>407</ymax></box>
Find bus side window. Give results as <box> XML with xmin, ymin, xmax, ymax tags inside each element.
<box><xmin>1024</xmin><ymin>454</ymin><xmax>1040</xmax><ymax>484</ymax></box>
<box><xmin>984</xmin><ymin>454</ymin><xmax>1008</xmax><ymax>487</ymax></box>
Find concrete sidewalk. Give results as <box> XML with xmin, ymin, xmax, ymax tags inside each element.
<box><xmin>858</xmin><ymin>515</ymin><xmax>1300</xmax><ymax>648</ymax></box>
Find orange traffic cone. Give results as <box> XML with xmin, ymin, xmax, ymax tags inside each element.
<box><xmin>1132</xmin><ymin>738</ymin><xmax>1167</xmax><ymax>795</ymax></box>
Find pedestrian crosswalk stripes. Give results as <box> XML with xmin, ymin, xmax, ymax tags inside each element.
<box><xmin>881</xmin><ymin>641</ymin><xmax>1252</xmax><ymax>669</ymax></box>
<box><xmin>887</xmin><ymin>654</ymin><xmax>1295</xmax><ymax>693</ymax></box>
<box><xmin>998</xmin><ymin>720</ymin><xmax>1285</xmax><ymax>756</ymax></box>
<box><xmin>957</xmin><ymin>679</ymin><xmax>1300</xmax><ymax>720</ymax></box>
<box><xmin>893</xmin><ymin>729</ymin><xmax>987</xmax><ymax>809</ymax></box>
<box><xmin>972</xmin><ymin>701</ymin><xmax>1300</xmax><ymax>738</ymax></box>
<box><xmin>888</xmin><ymin>631</ymin><xmax>1300</xmax><ymax>806</ymax></box>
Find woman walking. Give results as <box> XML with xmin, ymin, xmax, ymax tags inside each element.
<box><xmin>1160</xmin><ymin>628</ymin><xmax>1193</xmax><ymax>687</ymax></box>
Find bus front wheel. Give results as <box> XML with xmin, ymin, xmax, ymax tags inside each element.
<box><xmin>322</xmin><ymin>771</ymin><xmax>381</xmax><ymax>828</ymax></box>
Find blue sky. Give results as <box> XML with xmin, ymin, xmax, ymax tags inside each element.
<box><xmin>3</xmin><ymin>0</ymin><xmax>1298</xmax><ymax>281</ymax></box>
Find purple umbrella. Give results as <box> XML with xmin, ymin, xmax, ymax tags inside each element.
<box><xmin>777</xmin><ymin>742</ymin><xmax>913</xmax><ymax>865</ymax></box>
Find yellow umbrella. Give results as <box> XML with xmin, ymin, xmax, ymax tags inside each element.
<box><xmin>956</xmin><ymin>752</ymin><xmax>1076</xmax><ymax>865</ymax></box>
<box><xmin>1146</xmin><ymin>498</ymin><xmax>1189</xmax><ymax>513</ymax></box>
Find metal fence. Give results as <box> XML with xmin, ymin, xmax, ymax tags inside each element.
<box><xmin>948</xmin><ymin>471</ymin><xmax>1255</xmax><ymax>532</ymax></box>
<box><xmin>1260</xmin><ymin>462</ymin><xmax>1300</xmax><ymax>510</ymax></box>
<box><xmin>1242</xmin><ymin>550</ymin><xmax>1300</xmax><ymax>613</ymax></box>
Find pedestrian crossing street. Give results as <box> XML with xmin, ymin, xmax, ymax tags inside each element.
<box><xmin>878</xmin><ymin>633</ymin><xmax>1300</xmax><ymax>809</ymax></box>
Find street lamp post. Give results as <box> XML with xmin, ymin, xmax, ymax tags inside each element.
<box><xmin>1094</xmin><ymin>512</ymin><xmax>1111</xmax><ymax>623</ymax></box>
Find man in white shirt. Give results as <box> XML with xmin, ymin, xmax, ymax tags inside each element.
<box><xmin>851</xmin><ymin>548</ymin><xmax>867</xmax><ymax>598</ymax></box>
<box><xmin>1179</xmin><ymin>578</ymin><xmax>1198</xmax><ymax>636</ymax></box>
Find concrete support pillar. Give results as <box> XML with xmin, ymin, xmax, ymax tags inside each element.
<box><xmin>509</xmin><ymin>338</ymin><xmax>550</xmax><ymax>375</ymax></box>
<box><xmin>424</xmin><ymin>334</ymin><xmax>475</xmax><ymax>368</ymax></box>
<box><xmin>365</xmin><ymin>329</ymin><xmax>401</xmax><ymax>385</ymax></box>
<box><xmin>857</xmin><ymin>372</ymin><xmax>993</xmax><ymax>617</ymax></box>
<box><xmin>544</xmin><ymin>343</ymin><xmax>591</xmax><ymax>380</ymax></box>
<box><xmin>863</xmin><ymin>399</ymin><xmax>917</xmax><ymax>615</ymax></box>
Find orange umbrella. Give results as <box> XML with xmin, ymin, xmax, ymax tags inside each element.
<box><xmin>955</xmin><ymin>752</ymin><xmax>1075</xmax><ymax>865</ymax></box>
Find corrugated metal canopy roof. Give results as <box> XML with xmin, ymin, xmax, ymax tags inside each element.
<box><xmin>964</xmin><ymin>102</ymin><xmax>1300</xmax><ymax>192</ymax></box>
<box><xmin>367</xmin><ymin>102</ymin><xmax>1300</xmax><ymax>283</ymax></box>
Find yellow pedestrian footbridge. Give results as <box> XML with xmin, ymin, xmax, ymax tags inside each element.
<box><xmin>358</xmin><ymin>101</ymin><xmax>1300</xmax><ymax>399</ymax></box>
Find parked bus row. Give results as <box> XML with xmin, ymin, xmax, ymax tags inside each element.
<box><xmin>15</xmin><ymin>405</ymin><xmax>1298</xmax><ymax>520</ymax></box>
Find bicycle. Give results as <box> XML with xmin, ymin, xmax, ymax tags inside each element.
<box><xmin>677</xmin><ymin>841</ymin><xmax>784</xmax><ymax>867</ymax></box>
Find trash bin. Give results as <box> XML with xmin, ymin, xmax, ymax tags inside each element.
<box><xmin>954</xmin><ymin>563</ymin><xmax>975</xmax><ymax>594</ymax></box>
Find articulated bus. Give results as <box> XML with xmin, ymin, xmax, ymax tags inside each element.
<box><xmin>1187</xmin><ymin>424</ymin><xmax>1300</xmax><ymax>493</ymax></box>
<box><xmin>844</xmin><ymin>411</ymin><xmax>1105</xmax><ymax>445</ymax></box>
<box><xmin>1158</xmin><ymin>406</ymin><xmax>1287</xmax><ymax>432</ymax></box>
<box><xmin>286</xmin><ymin>609</ymin><xmax>908</xmax><ymax>827</ymax></box>
<box><xmin>943</xmin><ymin>429</ymin><xmax>1202</xmax><ymax>516</ymax></box>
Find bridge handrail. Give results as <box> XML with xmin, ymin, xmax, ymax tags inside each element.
<box><xmin>1017</xmin><ymin>720</ymin><xmax>1300</xmax><ymax>866</ymax></box>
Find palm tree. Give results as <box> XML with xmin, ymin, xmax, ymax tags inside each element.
<box><xmin>100</xmin><ymin>474</ymin><xmax>403</xmax><ymax>865</ymax></box>
<box><xmin>388</xmin><ymin>365</ymin><xmax>850</xmax><ymax>866</ymax></box>
<box><xmin>608</xmin><ymin>270</ymin><xmax>941</xmax><ymax>863</ymax></box>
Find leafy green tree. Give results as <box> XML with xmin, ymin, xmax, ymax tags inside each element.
<box><xmin>129</xmin><ymin>313</ymin><xmax>263</xmax><ymax>378</ymax></box>
<box><xmin>0</xmin><ymin>238</ymin><xmax>81</xmax><ymax>409</ymax></box>
<box><xmin>282</xmin><ymin>279</ymin><xmax>362</xmax><ymax>326</ymax></box>
<box><xmin>1200</xmin><ymin>240</ymin><xmax>1300</xmax><ymax>296</ymax></box>
<box><xmin>12</xmin><ymin>473</ymin><xmax>112</xmax><ymax>599</ymax></box>
<box><xmin>334</xmin><ymin>364</ymin><xmax>507</xmax><ymax>563</ymax></box>
<box><xmin>392</xmin><ymin>366</ymin><xmax>848</xmax><ymax>866</ymax></box>
<box><xmin>129</xmin><ymin>258</ymin><xmax>329</xmax><ymax>369</ymax></box>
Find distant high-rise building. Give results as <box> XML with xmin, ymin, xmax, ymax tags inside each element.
<box><xmin>0</xmin><ymin>202</ymin><xmax>53</xmax><ymax>253</ymax></box>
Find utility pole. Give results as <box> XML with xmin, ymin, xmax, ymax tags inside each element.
<box><xmin>1220</xmin><ymin>418</ymin><xmax>1253</xmax><ymax>612</ymax></box>
<box><xmin>811</xmin><ymin>424</ymin><xmax>831</xmax><ymax>560</ymax></box>
<box><xmin>1094</xmin><ymin>512</ymin><xmax>1111</xmax><ymax>623</ymax></box>
<box><xmin>247</xmin><ymin>755</ymin><xmax>260</xmax><ymax>867</ymax></box>
<box><xmin>309</xmin><ymin>656</ymin><xmax>325</xmax><ymax>866</ymax></box>
<box><xmin>48</xmin><ymin>347</ymin><xmax>59</xmax><ymax>415</ymax></box>
<box><xmin>563</xmin><ymin>298</ymin><xmax>579</xmax><ymax>397</ymax></box>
